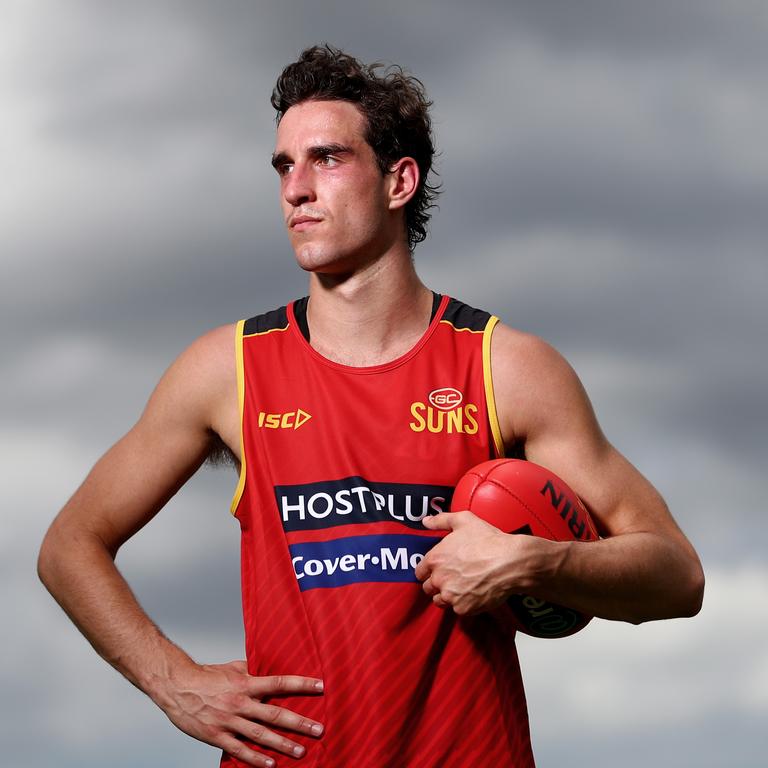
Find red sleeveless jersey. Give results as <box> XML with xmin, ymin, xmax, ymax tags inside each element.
<box><xmin>225</xmin><ymin>294</ymin><xmax>534</xmax><ymax>768</ymax></box>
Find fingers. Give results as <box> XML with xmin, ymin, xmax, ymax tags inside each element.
<box><xmin>414</xmin><ymin>554</ymin><xmax>431</xmax><ymax>582</ymax></box>
<box><xmin>219</xmin><ymin>736</ymin><xmax>272</xmax><ymax>767</ymax></box>
<box><xmin>421</xmin><ymin>575</ymin><xmax>451</xmax><ymax>608</ymax></box>
<box><xmin>424</xmin><ymin>579</ymin><xmax>449</xmax><ymax>608</ymax></box>
<box><xmin>248</xmin><ymin>674</ymin><xmax>324</xmax><ymax>698</ymax></box>
<box><xmin>422</xmin><ymin>512</ymin><xmax>456</xmax><ymax>531</ymax></box>
<box><xmin>240</xmin><ymin>700</ymin><xmax>324</xmax><ymax>739</ymax></box>
<box><xmin>217</xmin><ymin>694</ymin><xmax>325</xmax><ymax>767</ymax></box>
<box><xmin>229</xmin><ymin>715</ymin><xmax>314</xmax><ymax>761</ymax></box>
<box><xmin>219</xmin><ymin>735</ymin><xmax>280</xmax><ymax>768</ymax></box>
<box><xmin>161</xmin><ymin>664</ymin><xmax>325</xmax><ymax>766</ymax></box>
<box><xmin>421</xmin><ymin>576</ymin><xmax>437</xmax><ymax>597</ymax></box>
<box><xmin>416</xmin><ymin>511</ymin><xmax>472</xmax><ymax>580</ymax></box>
<box><xmin>229</xmin><ymin>674</ymin><xmax>324</xmax><ymax>763</ymax></box>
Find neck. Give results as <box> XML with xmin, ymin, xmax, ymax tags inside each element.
<box><xmin>305</xmin><ymin>250</ymin><xmax>434</xmax><ymax>367</ymax></box>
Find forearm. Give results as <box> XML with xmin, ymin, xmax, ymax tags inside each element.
<box><xmin>39</xmin><ymin>522</ymin><xmax>326</xmax><ymax>764</ymax></box>
<box><xmin>38</xmin><ymin>522</ymin><xmax>194</xmax><ymax>701</ymax></box>
<box><xmin>524</xmin><ymin>531</ymin><xmax>705</xmax><ymax>624</ymax></box>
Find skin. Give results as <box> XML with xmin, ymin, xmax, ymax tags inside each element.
<box><xmin>416</xmin><ymin>326</ymin><xmax>705</xmax><ymax>621</ymax></box>
<box><xmin>38</xmin><ymin>98</ymin><xmax>704</xmax><ymax>766</ymax></box>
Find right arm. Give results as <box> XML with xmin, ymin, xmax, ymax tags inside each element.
<box><xmin>38</xmin><ymin>325</ymin><xmax>323</xmax><ymax>767</ymax></box>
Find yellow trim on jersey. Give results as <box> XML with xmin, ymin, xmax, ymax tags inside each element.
<box><xmin>439</xmin><ymin>320</ymin><xmax>484</xmax><ymax>333</ymax></box>
<box><xmin>482</xmin><ymin>315</ymin><xmax>506</xmax><ymax>458</ymax></box>
<box><xmin>230</xmin><ymin>319</ymin><xmax>247</xmax><ymax>515</ymax></box>
<box><xmin>242</xmin><ymin>325</ymin><xmax>289</xmax><ymax>339</ymax></box>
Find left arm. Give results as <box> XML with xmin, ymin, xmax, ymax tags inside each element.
<box><xmin>416</xmin><ymin>324</ymin><xmax>704</xmax><ymax>623</ymax></box>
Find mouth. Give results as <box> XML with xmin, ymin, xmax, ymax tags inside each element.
<box><xmin>290</xmin><ymin>215</ymin><xmax>322</xmax><ymax>231</ymax></box>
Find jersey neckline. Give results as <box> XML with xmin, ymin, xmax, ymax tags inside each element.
<box><xmin>286</xmin><ymin>293</ymin><xmax>450</xmax><ymax>375</ymax></box>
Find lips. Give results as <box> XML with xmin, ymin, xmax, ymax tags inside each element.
<box><xmin>290</xmin><ymin>215</ymin><xmax>322</xmax><ymax>230</ymax></box>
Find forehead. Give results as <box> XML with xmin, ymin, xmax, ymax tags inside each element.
<box><xmin>275</xmin><ymin>100</ymin><xmax>368</xmax><ymax>152</ymax></box>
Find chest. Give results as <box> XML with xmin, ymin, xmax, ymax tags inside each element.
<box><xmin>243</xmin><ymin>341</ymin><xmax>489</xmax><ymax>487</ymax></box>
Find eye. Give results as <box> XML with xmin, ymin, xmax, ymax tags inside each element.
<box><xmin>276</xmin><ymin>163</ymin><xmax>294</xmax><ymax>177</ymax></box>
<box><xmin>318</xmin><ymin>154</ymin><xmax>339</xmax><ymax>167</ymax></box>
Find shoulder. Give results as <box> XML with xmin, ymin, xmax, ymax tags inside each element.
<box><xmin>165</xmin><ymin>323</ymin><xmax>237</xmax><ymax>389</ymax></box>
<box><xmin>142</xmin><ymin>323</ymin><xmax>238</xmax><ymax>430</ymax></box>
<box><xmin>490</xmin><ymin>322</ymin><xmax>563</xmax><ymax>368</ymax></box>
<box><xmin>241</xmin><ymin>303</ymin><xmax>293</xmax><ymax>335</ymax></box>
<box><xmin>490</xmin><ymin>322</ymin><xmax>597</xmax><ymax>449</ymax></box>
<box><xmin>490</xmin><ymin>322</ymin><xmax>580</xmax><ymax>388</ymax></box>
<box><xmin>441</xmin><ymin>296</ymin><xmax>492</xmax><ymax>331</ymax></box>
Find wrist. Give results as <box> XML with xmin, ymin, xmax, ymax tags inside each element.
<box><xmin>509</xmin><ymin>535</ymin><xmax>570</xmax><ymax>595</ymax></box>
<box><xmin>137</xmin><ymin>639</ymin><xmax>198</xmax><ymax>707</ymax></box>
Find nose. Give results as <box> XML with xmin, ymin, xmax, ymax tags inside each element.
<box><xmin>282</xmin><ymin>162</ymin><xmax>316</xmax><ymax>207</ymax></box>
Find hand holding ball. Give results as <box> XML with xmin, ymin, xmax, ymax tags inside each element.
<box><xmin>451</xmin><ymin>459</ymin><xmax>599</xmax><ymax>638</ymax></box>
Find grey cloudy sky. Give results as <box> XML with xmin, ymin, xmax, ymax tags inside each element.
<box><xmin>2</xmin><ymin>1</ymin><xmax>766</xmax><ymax>766</ymax></box>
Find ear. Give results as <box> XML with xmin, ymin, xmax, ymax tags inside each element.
<box><xmin>386</xmin><ymin>157</ymin><xmax>420</xmax><ymax>211</ymax></box>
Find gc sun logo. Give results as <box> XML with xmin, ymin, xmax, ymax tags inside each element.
<box><xmin>409</xmin><ymin>388</ymin><xmax>478</xmax><ymax>435</ymax></box>
<box><xmin>428</xmin><ymin>387</ymin><xmax>463</xmax><ymax>410</ymax></box>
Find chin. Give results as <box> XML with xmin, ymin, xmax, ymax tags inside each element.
<box><xmin>293</xmin><ymin>244</ymin><xmax>355</xmax><ymax>275</ymax></box>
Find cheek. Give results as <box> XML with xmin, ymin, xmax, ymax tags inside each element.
<box><xmin>280</xmin><ymin>196</ymin><xmax>292</xmax><ymax>221</ymax></box>
<box><xmin>347</xmin><ymin>185</ymin><xmax>388</xmax><ymax>226</ymax></box>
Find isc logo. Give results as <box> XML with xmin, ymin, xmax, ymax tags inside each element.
<box><xmin>257</xmin><ymin>409</ymin><xmax>312</xmax><ymax>430</ymax></box>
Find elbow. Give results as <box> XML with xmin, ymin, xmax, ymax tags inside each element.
<box><xmin>681</xmin><ymin>558</ymin><xmax>705</xmax><ymax>618</ymax></box>
<box><xmin>629</xmin><ymin>554</ymin><xmax>705</xmax><ymax>625</ymax></box>
<box><xmin>38</xmin><ymin>517</ymin><xmax>118</xmax><ymax>597</ymax></box>
<box><xmin>37</xmin><ymin>524</ymin><xmax>62</xmax><ymax>593</ymax></box>
<box><xmin>37</xmin><ymin>519</ymin><xmax>79</xmax><ymax>594</ymax></box>
<box><xmin>663</xmin><ymin>552</ymin><xmax>705</xmax><ymax>620</ymax></box>
<box><xmin>660</xmin><ymin>539</ymin><xmax>706</xmax><ymax>620</ymax></box>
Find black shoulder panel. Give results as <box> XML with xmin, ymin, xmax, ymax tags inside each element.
<box><xmin>430</xmin><ymin>291</ymin><xmax>442</xmax><ymax>322</ymax></box>
<box><xmin>441</xmin><ymin>298</ymin><xmax>491</xmax><ymax>332</ymax></box>
<box><xmin>293</xmin><ymin>296</ymin><xmax>310</xmax><ymax>341</ymax></box>
<box><xmin>243</xmin><ymin>305</ymin><xmax>289</xmax><ymax>336</ymax></box>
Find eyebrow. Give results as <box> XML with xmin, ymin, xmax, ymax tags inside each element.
<box><xmin>270</xmin><ymin>143</ymin><xmax>353</xmax><ymax>170</ymax></box>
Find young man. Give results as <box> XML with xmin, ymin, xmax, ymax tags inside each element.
<box><xmin>39</xmin><ymin>45</ymin><xmax>704</xmax><ymax>767</ymax></box>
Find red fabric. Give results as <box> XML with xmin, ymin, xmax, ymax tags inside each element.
<box><xmin>223</xmin><ymin>296</ymin><xmax>534</xmax><ymax>767</ymax></box>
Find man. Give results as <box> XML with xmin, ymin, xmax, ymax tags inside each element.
<box><xmin>39</xmin><ymin>45</ymin><xmax>704</xmax><ymax>767</ymax></box>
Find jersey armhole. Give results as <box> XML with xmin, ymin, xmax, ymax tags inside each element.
<box><xmin>482</xmin><ymin>315</ymin><xmax>506</xmax><ymax>459</ymax></box>
<box><xmin>230</xmin><ymin>319</ymin><xmax>247</xmax><ymax>516</ymax></box>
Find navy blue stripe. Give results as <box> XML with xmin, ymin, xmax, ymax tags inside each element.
<box><xmin>289</xmin><ymin>533</ymin><xmax>440</xmax><ymax>591</ymax></box>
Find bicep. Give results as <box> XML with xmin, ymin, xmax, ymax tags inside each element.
<box><xmin>60</xmin><ymin>417</ymin><xmax>212</xmax><ymax>554</ymax></box>
<box><xmin>52</xmin><ymin>326</ymin><xmax>236</xmax><ymax>553</ymax></box>
<box><xmin>492</xmin><ymin>325</ymin><xmax>689</xmax><ymax>545</ymax></box>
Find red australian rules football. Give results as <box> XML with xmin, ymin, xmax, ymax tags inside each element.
<box><xmin>451</xmin><ymin>458</ymin><xmax>599</xmax><ymax>638</ymax></box>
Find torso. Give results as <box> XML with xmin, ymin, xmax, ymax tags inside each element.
<box><xmin>221</xmin><ymin>294</ymin><xmax>534</xmax><ymax>768</ymax></box>
<box><xmin>209</xmin><ymin>305</ymin><xmax>529</xmax><ymax>466</ymax></box>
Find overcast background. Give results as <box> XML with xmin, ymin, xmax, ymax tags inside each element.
<box><xmin>2</xmin><ymin>1</ymin><xmax>767</xmax><ymax>766</ymax></box>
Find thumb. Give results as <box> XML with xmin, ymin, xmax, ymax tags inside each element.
<box><xmin>422</xmin><ymin>512</ymin><xmax>457</xmax><ymax>531</ymax></box>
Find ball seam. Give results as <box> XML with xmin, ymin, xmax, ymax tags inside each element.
<box><xmin>483</xmin><ymin>478</ymin><xmax>558</xmax><ymax>539</ymax></box>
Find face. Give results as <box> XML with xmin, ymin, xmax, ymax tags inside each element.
<box><xmin>272</xmin><ymin>100</ymin><xmax>398</xmax><ymax>274</ymax></box>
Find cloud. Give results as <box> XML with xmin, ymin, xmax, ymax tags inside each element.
<box><xmin>2</xmin><ymin>2</ymin><xmax>766</xmax><ymax>767</ymax></box>
<box><xmin>521</xmin><ymin>563</ymin><xmax>768</xmax><ymax>766</ymax></box>
<box><xmin>3</xmin><ymin>427</ymin><xmax>242</xmax><ymax>765</ymax></box>
<box><xmin>432</xmin><ymin>35</ymin><xmax>768</xmax><ymax>251</ymax></box>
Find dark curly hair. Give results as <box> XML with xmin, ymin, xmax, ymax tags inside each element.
<box><xmin>271</xmin><ymin>44</ymin><xmax>440</xmax><ymax>251</ymax></box>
